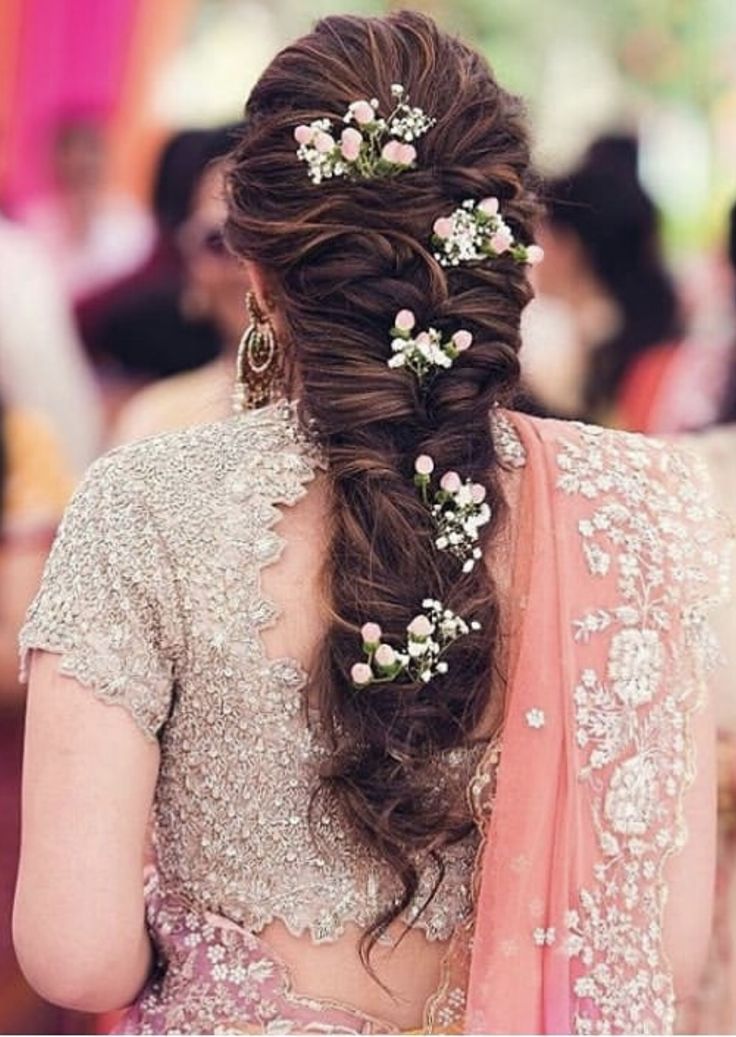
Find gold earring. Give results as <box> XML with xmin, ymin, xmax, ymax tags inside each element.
<box><xmin>232</xmin><ymin>291</ymin><xmax>282</xmax><ymax>413</ymax></box>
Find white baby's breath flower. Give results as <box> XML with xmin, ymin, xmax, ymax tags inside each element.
<box><xmin>432</xmin><ymin>198</ymin><xmax>542</xmax><ymax>269</ymax></box>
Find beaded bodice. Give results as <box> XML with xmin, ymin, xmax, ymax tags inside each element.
<box><xmin>20</xmin><ymin>403</ymin><xmax>521</xmax><ymax>942</ymax></box>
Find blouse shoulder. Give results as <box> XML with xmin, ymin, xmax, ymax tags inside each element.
<box><xmin>19</xmin><ymin>403</ymin><xmax>320</xmax><ymax>739</ymax></box>
<box><xmin>104</xmin><ymin>401</ymin><xmax>319</xmax><ymax>511</ymax></box>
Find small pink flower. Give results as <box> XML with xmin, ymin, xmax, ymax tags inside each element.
<box><xmin>478</xmin><ymin>197</ymin><xmax>500</xmax><ymax>217</ymax></box>
<box><xmin>433</xmin><ymin>216</ymin><xmax>454</xmax><ymax>240</ymax></box>
<box><xmin>313</xmin><ymin>131</ymin><xmax>335</xmax><ymax>154</ymax></box>
<box><xmin>415</xmin><ymin>454</ymin><xmax>435</xmax><ymax>476</ymax></box>
<box><xmin>440</xmin><ymin>471</ymin><xmax>462</xmax><ymax>494</ymax></box>
<box><xmin>471</xmin><ymin>483</ymin><xmax>487</xmax><ymax>504</ymax></box>
<box><xmin>415</xmin><ymin>330</ymin><xmax>431</xmax><ymax>347</ymax></box>
<box><xmin>361</xmin><ymin>622</ymin><xmax>382</xmax><ymax>646</ymax></box>
<box><xmin>452</xmin><ymin>329</ymin><xmax>473</xmax><ymax>352</ymax></box>
<box><xmin>490</xmin><ymin>229</ymin><xmax>513</xmax><ymax>254</ymax></box>
<box><xmin>381</xmin><ymin>140</ymin><xmax>402</xmax><ymax>164</ymax></box>
<box><xmin>294</xmin><ymin>124</ymin><xmax>314</xmax><ymax>146</ymax></box>
<box><xmin>351</xmin><ymin>662</ymin><xmax>373</xmax><ymax>686</ymax></box>
<box><xmin>408</xmin><ymin>614</ymin><xmax>433</xmax><ymax>639</ymax></box>
<box><xmin>395</xmin><ymin>143</ymin><xmax>416</xmax><ymax>165</ymax></box>
<box><xmin>526</xmin><ymin>244</ymin><xmax>545</xmax><ymax>265</ymax></box>
<box><xmin>395</xmin><ymin>309</ymin><xmax>416</xmax><ymax>332</ymax></box>
<box><xmin>340</xmin><ymin>127</ymin><xmax>363</xmax><ymax>162</ymax></box>
<box><xmin>375</xmin><ymin>644</ymin><xmax>397</xmax><ymax>668</ymax></box>
<box><xmin>351</xmin><ymin>100</ymin><xmax>375</xmax><ymax>125</ymax></box>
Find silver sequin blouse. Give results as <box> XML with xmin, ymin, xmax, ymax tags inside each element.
<box><xmin>19</xmin><ymin>403</ymin><xmax>500</xmax><ymax>943</ymax></box>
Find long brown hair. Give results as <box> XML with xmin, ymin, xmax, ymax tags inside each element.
<box><xmin>225</xmin><ymin>10</ymin><xmax>537</xmax><ymax>957</ymax></box>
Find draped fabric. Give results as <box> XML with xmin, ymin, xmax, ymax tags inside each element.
<box><xmin>430</xmin><ymin>413</ymin><xmax>731</xmax><ymax>1034</ymax></box>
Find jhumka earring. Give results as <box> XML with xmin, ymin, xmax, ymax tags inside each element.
<box><xmin>232</xmin><ymin>291</ymin><xmax>283</xmax><ymax>413</ymax></box>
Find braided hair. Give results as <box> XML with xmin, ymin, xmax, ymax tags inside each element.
<box><xmin>225</xmin><ymin>10</ymin><xmax>538</xmax><ymax>959</ymax></box>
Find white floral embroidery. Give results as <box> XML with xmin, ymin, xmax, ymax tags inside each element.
<box><xmin>608</xmin><ymin>628</ymin><xmax>664</xmax><ymax>707</ymax></box>
<box><xmin>556</xmin><ymin>424</ymin><xmax>730</xmax><ymax>1035</ymax></box>
<box><xmin>525</xmin><ymin>708</ymin><xmax>545</xmax><ymax>729</ymax></box>
<box><xmin>533</xmin><ymin>926</ymin><xmax>556</xmax><ymax>946</ymax></box>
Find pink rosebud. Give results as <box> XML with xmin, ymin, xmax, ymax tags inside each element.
<box><xmin>415</xmin><ymin>330</ymin><xmax>431</xmax><ymax>347</ymax></box>
<box><xmin>440</xmin><ymin>471</ymin><xmax>462</xmax><ymax>494</ymax></box>
<box><xmin>313</xmin><ymin>130</ymin><xmax>335</xmax><ymax>154</ymax></box>
<box><xmin>395</xmin><ymin>143</ymin><xmax>416</xmax><ymax>165</ymax></box>
<box><xmin>471</xmin><ymin>482</ymin><xmax>487</xmax><ymax>504</ymax></box>
<box><xmin>415</xmin><ymin>454</ymin><xmax>435</xmax><ymax>476</ymax></box>
<box><xmin>452</xmin><ymin>329</ymin><xmax>473</xmax><ymax>352</ymax></box>
<box><xmin>351</xmin><ymin>100</ymin><xmax>375</xmax><ymax>125</ymax></box>
<box><xmin>340</xmin><ymin>127</ymin><xmax>363</xmax><ymax>162</ymax></box>
<box><xmin>375</xmin><ymin>644</ymin><xmax>397</xmax><ymax>668</ymax></box>
<box><xmin>478</xmin><ymin>197</ymin><xmax>500</xmax><ymax>217</ymax></box>
<box><xmin>351</xmin><ymin>662</ymin><xmax>374</xmax><ymax>686</ymax></box>
<box><xmin>395</xmin><ymin>309</ymin><xmax>416</xmax><ymax>332</ymax></box>
<box><xmin>381</xmin><ymin>140</ymin><xmax>402</xmax><ymax>164</ymax></box>
<box><xmin>526</xmin><ymin>244</ymin><xmax>545</xmax><ymax>265</ymax></box>
<box><xmin>490</xmin><ymin>230</ymin><xmax>513</xmax><ymax>254</ymax></box>
<box><xmin>433</xmin><ymin>216</ymin><xmax>454</xmax><ymax>240</ymax></box>
<box><xmin>361</xmin><ymin>622</ymin><xmax>382</xmax><ymax>646</ymax></box>
<box><xmin>294</xmin><ymin>124</ymin><xmax>314</xmax><ymax>145</ymax></box>
<box><xmin>408</xmin><ymin>614</ymin><xmax>433</xmax><ymax>639</ymax></box>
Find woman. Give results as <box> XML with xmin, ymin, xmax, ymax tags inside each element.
<box><xmin>531</xmin><ymin>143</ymin><xmax>683</xmax><ymax>431</ymax></box>
<box><xmin>13</xmin><ymin>13</ymin><xmax>729</xmax><ymax>1034</ymax></box>
<box><xmin>110</xmin><ymin>155</ymin><xmax>250</xmax><ymax>445</ymax></box>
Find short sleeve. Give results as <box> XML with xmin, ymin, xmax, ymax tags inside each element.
<box><xmin>19</xmin><ymin>451</ymin><xmax>181</xmax><ymax>739</ymax></box>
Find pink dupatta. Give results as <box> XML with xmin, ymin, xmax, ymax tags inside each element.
<box><xmin>426</xmin><ymin>413</ymin><xmax>730</xmax><ymax>1035</ymax></box>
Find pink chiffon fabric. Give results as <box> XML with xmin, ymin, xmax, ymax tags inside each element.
<box><xmin>451</xmin><ymin>413</ymin><xmax>729</xmax><ymax>1034</ymax></box>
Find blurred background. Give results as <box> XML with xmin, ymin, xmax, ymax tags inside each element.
<box><xmin>1</xmin><ymin>0</ymin><xmax>735</xmax><ymax>1033</ymax></box>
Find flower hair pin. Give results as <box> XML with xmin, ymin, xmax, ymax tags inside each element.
<box><xmin>387</xmin><ymin>309</ymin><xmax>472</xmax><ymax>381</ymax></box>
<box><xmin>432</xmin><ymin>197</ymin><xmax>544</xmax><ymax>269</ymax></box>
<box><xmin>294</xmin><ymin>83</ymin><xmax>435</xmax><ymax>185</ymax></box>
<box><xmin>350</xmin><ymin>600</ymin><xmax>480</xmax><ymax>689</ymax></box>
<box><xmin>414</xmin><ymin>456</ymin><xmax>491</xmax><ymax>572</ymax></box>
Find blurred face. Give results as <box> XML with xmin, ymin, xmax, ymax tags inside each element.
<box><xmin>179</xmin><ymin>163</ymin><xmax>250</xmax><ymax>348</ymax></box>
<box><xmin>533</xmin><ymin>221</ymin><xmax>589</xmax><ymax>299</ymax></box>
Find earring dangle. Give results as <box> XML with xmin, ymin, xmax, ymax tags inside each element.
<box><xmin>232</xmin><ymin>292</ymin><xmax>282</xmax><ymax>413</ymax></box>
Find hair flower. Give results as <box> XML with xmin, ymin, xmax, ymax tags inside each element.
<box><xmin>414</xmin><ymin>457</ymin><xmax>492</xmax><ymax>572</ymax></box>
<box><xmin>387</xmin><ymin>310</ymin><xmax>472</xmax><ymax>381</ymax></box>
<box><xmin>294</xmin><ymin>85</ymin><xmax>435</xmax><ymax>185</ymax></box>
<box><xmin>350</xmin><ymin>599</ymin><xmax>480</xmax><ymax>689</ymax></box>
<box><xmin>431</xmin><ymin>197</ymin><xmax>544</xmax><ymax>268</ymax></box>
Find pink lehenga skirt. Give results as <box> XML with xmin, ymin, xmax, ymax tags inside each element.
<box><xmin>113</xmin><ymin>874</ymin><xmax>398</xmax><ymax>1035</ymax></box>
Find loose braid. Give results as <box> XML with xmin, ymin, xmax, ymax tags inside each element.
<box><xmin>225</xmin><ymin>10</ymin><xmax>539</xmax><ymax>960</ymax></box>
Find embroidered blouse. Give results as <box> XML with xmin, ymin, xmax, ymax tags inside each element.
<box><xmin>19</xmin><ymin>402</ymin><xmax>500</xmax><ymax>944</ymax></box>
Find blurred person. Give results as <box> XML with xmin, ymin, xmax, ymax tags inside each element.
<box><xmin>76</xmin><ymin>128</ymin><xmax>236</xmax><ymax>384</ymax></box>
<box><xmin>23</xmin><ymin>115</ymin><xmax>154</xmax><ymax>303</ymax></box>
<box><xmin>0</xmin><ymin>404</ymin><xmax>73</xmax><ymax>1034</ymax></box>
<box><xmin>528</xmin><ymin>138</ymin><xmax>683</xmax><ymax>430</ymax></box>
<box><xmin>12</xmin><ymin>13</ymin><xmax>729</xmax><ymax>1035</ymax></box>
<box><xmin>0</xmin><ymin>216</ymin><xmax>102</xmax><ymax>472</ymax></box>
<box><xmin>111</xmin><ymin>155</ymin><xmax>249</xmax><ymax>444</ymax></box>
